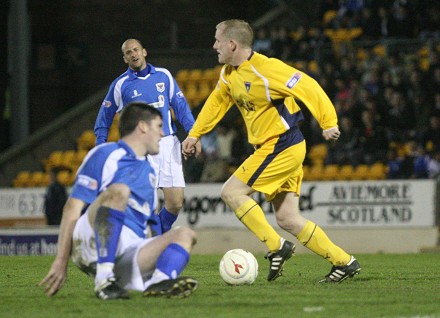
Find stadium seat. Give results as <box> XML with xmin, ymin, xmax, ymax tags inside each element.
<box><xmin>77</xmin><ymin>130</ymin><xmax>96</xmax><ymax>150</ymax></box>
<box><xmin>57</xmin><ymin>170</ymin><xmax>74</xmax><ymax>186</ymax></box>
<box><xmin>175</xmin><ymin>69</ymin><xmax>190</xmax><ymax>86</ymax></box>
<box><xmin>338</xmin><ymin>165</ymin><xmax>354</xmax><ymax>180</ymax></box>
<box><xmin>351</xmin><ymin>164</ymin><xmax>369</xmax><ymax>180</ymax></box>
<box><xmin>321</xmin><ymin>164</ymin><xmax>339</xmax><ymax>181</ymax></box>
<box><xmin>302</xmin><ymin>165</ymin><xmax>310</xmax><ymax>179</ymax></box>
<box><xmin>322</xmin><ymin>10</ymin><xmax>337</xmax><ymax>26</ymax></box>
<box><xmin>108</xmin><ymin>126</ymin><xmax>120</xmax><ymax>142</ymax></box>
<box><xmin>29</xmin><ymin>171</ymin><xmax>49</xmax><ymax>187</ymax></box>
<box><xmin>368</xmin><ymin>162</ymin><xmax>387</xmax><ymax>180</ymax></box>
<box><xmin>306</xmin><ymin>164</ymin><xmax>324</xmax><ymax>181</ymax></box>
<box><xmin>308</xmin><ymin>143</ymin><xmax>327</xmax><ymax>165</ymax></box>
<box><xmin>183</xmin><ymin>83</ymin><xmax>202</xmax><ymax>107</ymax></box>
<box><xmin>12</xmin><ymin>171</ymin><xmax>32</xmax><ymax>187</ymax></box>
<box><xmin>201</xmin><ymin>68</ymin><xmax>218</xmax><ymax>81</ymax></box>
<box><xmin>308</xmin><ymin>60</ymin><xmax>319</xmax><ymax>74</ymax></box>
<box><xmin>43</xmin><ymin>150</ymin><xmax>64</xmax><ymax>171</ymax></box>
<box><xmin>198</xmin><ymin>82</ymin><xmax>213</xmax><ymax>100</ymax></box>
<box><xmin>72</xmin><ymin>149</ymin><xmax>87</xmax><ymax>169</ymax></box>
<box><xmin>187</xmin><ymin>69</ymin><xmax>203</xmax><ymax>84</ymax></box>
<box><xmin>373</xmin><ymin>44</ymin><xmax>386</xmax><ymax>57</ymax></box>
<box><xmin>61</xmin><ymin>150</ymin><xmax>76</xmax><ymax>170</ymax></box>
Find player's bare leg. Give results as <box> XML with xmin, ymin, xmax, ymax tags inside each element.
<box><xmin>141</xmin><ymin>227</ymin><xmax>199</xmax><ymax>298</ymax></box>
<box><xmin>221</xmin><ymin>176</ymin><xmax>294</xmax><ymax>281</ymax></box>
<box><xmin>272</xmin><ymin>192</ymin><xmax>360</xmax><ymax>283</ymax></box>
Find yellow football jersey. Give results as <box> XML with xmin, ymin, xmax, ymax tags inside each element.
<box><xmin>189</xmin><ymin>52</ymin><xmax>337</xmax><ymax>146</ymax></box>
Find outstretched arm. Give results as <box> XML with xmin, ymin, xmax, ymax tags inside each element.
<box><xmin>39</xmin><ymin>197</ymin><xmax>85</xmax><ymax>297</ymax></box>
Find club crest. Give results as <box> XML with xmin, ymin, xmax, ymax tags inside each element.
<box><xmin>156</xmin><ymin>82</ymin><xmax>165</xmax><ymax>93</ymax></box>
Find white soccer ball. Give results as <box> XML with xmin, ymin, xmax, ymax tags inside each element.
<box><xmin>219</xmin><ymin>249</ymin><xmax>259</xmax><ymax>285</ymax></box>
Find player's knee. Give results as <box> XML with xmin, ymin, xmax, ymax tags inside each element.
<box><xmin>171</xmin><ymin>226</ymin><xmax>197</xmax><ymax>247</ymax></box>
<box><xmin>220</xmin><ymin>186</ymin><xmax>234</xmax><ymax>205</ymax></box>
<box><xmin>165</xmin><ymin>200</ymin><xmax>183</xmax><ymax>214</ymax></box>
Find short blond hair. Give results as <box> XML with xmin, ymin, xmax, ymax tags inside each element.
<box><xmin>216</xmin><ymin>19</ymin><xmax>253</xmax><ymax>48</ymax></box>
<box><xmin>121</xmin><ymin>39</ymin><xmax>144</xmax><ymax>54</ymax></box>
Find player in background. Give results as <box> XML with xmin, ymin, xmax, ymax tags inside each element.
<box><xmin>94</xmin><ymin>39</ymin><xmax>201</xmax><ymax>234</ymax></box>
<box><xmin>40</xmin><ymin>103</ymin><xmax>198</xmax><ymax>300</ymax></box>
<box><xmin>182</xmin><ymin>19</ymin><xmax>361</xmax><ymax>283</ymax></box>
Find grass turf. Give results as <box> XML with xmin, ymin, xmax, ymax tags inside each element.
<box><xmin>1</xmin><ymin>253</ymin><xmax>439</xmax><ymax>318</ymax></box>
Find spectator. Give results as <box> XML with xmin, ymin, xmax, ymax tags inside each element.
<box><xmin>43</xmin><ymin>169</ymin><xmax>67</xmax><ymax>226</ymax></box>
<box><xmin>326</xmin><ymin>116</ymin><xmax>362</xmax><ymax>165</ymax></box>
<box><xmin>427</xmin><ymin>150</ymin><xmax>440</xmax><ymax>178</ymax></box>
<box><xmin>412</xmin><ymin>93</ymin><xmax>432</xmax><ymax>132</ymax></box>
<box><xmin>359</xmin><ymin>7</ymin><xmax>381</xmax><ymax>40</ymax></box>
<box><xmin>358</xmin><ymin>109</ymin><xmax>388</xmax><ymax>164</ymax></box>
<box><xmin>419</xmin><ymin>114</ymin><xmax>440</xmax><ymax>152</ymax></box>
<box><xmin>377</xmin><ymin>6</ymin><xmax>391</xmax><ymax>38</ymax></box>
<box><xmin>418</xmin><ymin>3</ymin><xmax>440</xmax><ymax>40</ymax></box>
<box><xmin>230</xmin><ymin>120</ymin><xmax>254</xmax><ymax>168</ymax></box>
<box><xmin>386</xmin><ymin>148</ymin><xmax>404</xmax><ymax>179</ymax></box>
<box><xmin>384</xmin><ymin>90</ymin><xmax>414</xmax><ymax>143</ymax></box>
<box><xmin>253</xmin><ymin>27</ymin><xmax>272</xmax><ymax>56</ymax></box>
<box><xmin>412</xmin><ymin>144</ymin><xmax>430</xmax><ymax>178</ymax></box>
<box><xmin>271</xmin><ymin>26</ymin><xmax>294</xmax><ymax>61</ymax></box>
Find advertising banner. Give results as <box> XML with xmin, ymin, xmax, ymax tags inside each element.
<box><xmin>0</xmin><ymin>180</ymin><xmax>436</xmax><ymax>228</ymax></box>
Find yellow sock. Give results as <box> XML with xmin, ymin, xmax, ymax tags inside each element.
<box><xmin>297</xmin><ymin>221</ymin><xmax>350</xmax><ymax>266</ymax></box>
<box><xmin>235</xmin><ymin>198</ymin><xmax>281</xmax><ymax>251</ymax></box>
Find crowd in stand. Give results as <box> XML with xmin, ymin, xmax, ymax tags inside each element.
<box><xmin>183</xmin><ymin>0</ymin><xmax>440</xmax><ymax>182</ymax></box>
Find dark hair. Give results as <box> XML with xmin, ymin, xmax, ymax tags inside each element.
<box><xmin>118</xmin><ymin>102</ymin><xmax>162</xmax><ymax>137</ymax></box>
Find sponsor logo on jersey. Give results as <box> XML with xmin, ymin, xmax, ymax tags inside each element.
<box><xmin>149</xmin><ymin>95</ymin><xmax>165</xmax><ymax>108</ymax></box>
<box><xmin>77</xmin><ymin>175</ymin><xmax>98</xmax><ymax>190</ymax></box>
<box><xmin>286</xmin><ymin>72</ymin><xmax>302</xmax><ymax>88</ymax></box>
<box><xmin>131</xmin><ymin>90</ymin><xmax>142</xmax><ymax>98</ymax></box>
<box><xmin>177</xmin><ymin>91</ymin><xmax>184</xmax><ymax>98</ymax></box>
<box><xmin>244</xmin><ymin>81</ymin><xmax>251</xmax><ymax>93</ymax></box>
<box><xmin>156</xmin><ymin>82</ymin><xmax>165</xmax><ymax>93</ymax></box>
<box><xmin>101</xmin><ymin>100</ymin><xmax>112</xmax><ymax>108</ymax></box>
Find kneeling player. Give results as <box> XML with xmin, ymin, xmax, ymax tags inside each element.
<box><xmin>39</xmin><ymin>102</ymin><xmax>198</xmax><ymax>299</ymax></box>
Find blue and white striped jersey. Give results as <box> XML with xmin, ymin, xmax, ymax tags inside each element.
<box><xmin>70</xmin><ymin>140</ymin><xmax>157</xmax><ymax>238</ymax></box>
<box><xmin>94</xmin><ymin>64</ymin><xmax>195</xmax><ymax>145</ymax></box>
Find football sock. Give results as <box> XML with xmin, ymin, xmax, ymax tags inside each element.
<box><xmin>235</xmin><ymin>198</ymin><xmax>281</xmax><ymax>252</ymax></box>
<box><xmin>155</xmin><ymin>243</ymin><xmax>189</xmax><ymax>278</ymax></box>
<box><xmin>94</xmin><ymin>206</ymin><xmax>125</xmax><ymax>270</ymax></box>
<box><xmin>95</xmin><ymin>263</ymin><xmax>115</xmax><ymax>288</ymax></box>
<box><xmin>297</xmin><ymin>221</ymin><xmax>351</xmax><ymax>266</ymax></box>
<box><xmin>144</xmin><ymin>243</ymin><xmax>190</xmax><ymax>290</ymax></box>
<box><xmin>159</xmin><ymin>207</ymin><xmax>178</xmax><ymax>233</ymax></box>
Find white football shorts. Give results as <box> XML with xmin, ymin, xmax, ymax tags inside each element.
<box><xmin>149</xmin><ymin>134</ymin><xmax>185</xmax><ymax>188</ymax></box>
<box><xmin>71</xmin><ymin>212</ymin><xmax>156</xmax><ymax>291</ymax></box>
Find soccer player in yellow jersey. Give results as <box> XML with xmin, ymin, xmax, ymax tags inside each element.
<box><xmin>182</xmin><ymin>19</ymin><xmax>361</xmax><ymax>283</ymax></box>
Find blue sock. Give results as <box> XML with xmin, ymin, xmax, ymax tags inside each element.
<box><xmin>149</xmin><ymin>213</ymin><xmax>162</xmax><ymax>236</ymax></box>
<box><xmin>94</xmin><ymin>206</ymin><xmax>125</xmax><ymax>264</ymax></box>
<box><xmin>159</xmin><ymin>207</ymin><xmax>178</xmax><ymax>233</ymax></box>
<box><xmin>156</xmin><ymin>243</ymin><xmax>189</xmax><ymax>279</ymax></box>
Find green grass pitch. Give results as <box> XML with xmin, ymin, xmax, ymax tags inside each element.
<box><xmin>1</xmin><ymin>253</ymin><xmax>439</xmax><ymax>318</ymax></box>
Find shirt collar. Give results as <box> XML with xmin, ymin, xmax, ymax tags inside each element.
<box><xmin>128</xmin><ymin>63</ymin><xmax>156</xmax><ymax>79</ymax></box>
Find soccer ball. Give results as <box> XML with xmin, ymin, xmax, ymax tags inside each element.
<box><xmin>219</xmin><ymin>249</ymin><xmax>258</xmax><ymax>285</ymax></box>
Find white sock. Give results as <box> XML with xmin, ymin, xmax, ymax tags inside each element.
<box><xmin>95</xmin><ymin>262</ymin><xmax>115</xmax><ymax>288</ymax></box>
<box><xmin>143</xmin><ymin>269</ymin><xmax>169</xmax><ymax>290</ymax></box>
